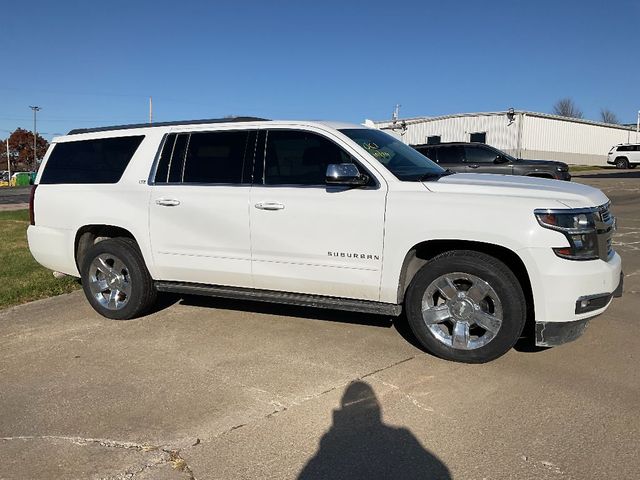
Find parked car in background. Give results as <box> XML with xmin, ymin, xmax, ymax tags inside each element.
<box><xmin>412</xmin><ymin>142</ymin><xmax>571</xmax><ymax>180</ymax></box>
<box><xmin>607</xmin><ymin>144</ymin><xmax>640</xmax><ymax>169</ymax></box>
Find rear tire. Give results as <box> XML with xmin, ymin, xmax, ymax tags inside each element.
<box><xmin>615</xmin><ymin>157</ymin><xmax>629</xmax><ymax>169</ymax></box>
<box><xmin>405</xmin><ymin>250</ymin><xmax>526</xmax><ymax>363</ymax></box>
<box><xmin>80</xmin><ymin>237</ymin><xmax>157</xmax><ymax>320</ymax></box>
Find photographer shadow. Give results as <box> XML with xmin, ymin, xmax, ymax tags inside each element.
<box><xmin>298</xmin><ymin>381</ymin><xmax>451</xmax><ymax>480</ymax></box>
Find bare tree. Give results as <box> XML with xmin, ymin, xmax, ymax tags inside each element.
<box><xmin>600</xmin><ymin>108</ymin><xmax>619</xmax><ymax>124</ymax></box>
<box><xmin>552</xmin><ymin>98</ymin><xmax>584</xmax><ymax>119</ymax></box>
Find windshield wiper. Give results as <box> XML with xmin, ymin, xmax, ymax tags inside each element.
<box><xmin>419</xmin><ymin>169</ymin><xmax>456</xmax><ymax>181</ymax></box>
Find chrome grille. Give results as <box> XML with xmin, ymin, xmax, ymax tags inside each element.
<box><xmin>599</xmin><ymin>203</ymin><xmax>611</xmax><ymax>223</ymax></box>
<box><xmin>596</xmin><ymin>203</ymin><xmax>615</xmax><ymax>260</ymax></box>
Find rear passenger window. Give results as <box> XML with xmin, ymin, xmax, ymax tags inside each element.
<box><xmin>436</xmin><ymin>146</ymin><xmax>464</xmax><ymax>164</ymax></box>
<box><xmin>415</xmin><ymin>146</ymin><xmax>436</xmax><ymax>161</ymax></box>
<box><xmin>183</xmin><ymin>131</ymin><xmax>251</xmax><ymax>183</ymax></box>
<box><xmin>154</xmin><ymin>130</ymin><xmax>256</xmax><ymax>184</ymax></box>
<box><xmin>40</xmin><ymin>136</ymin><xmax>144</xmax><ymax>184</ymax></box>
<box><xmin>169</xmin><ymin>135</ymin><xmax>189</xmax><ymax>183</ymax></box>
<box><xmin>617</xmin><ymin>145</ymin><xmax>637</xmax><ymax>152</ymax></box>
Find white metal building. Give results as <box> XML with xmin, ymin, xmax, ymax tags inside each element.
<box><xmin>374</xmin><ymin>111</ymin><xmax>639</xmax><ymax>166</ymax></box>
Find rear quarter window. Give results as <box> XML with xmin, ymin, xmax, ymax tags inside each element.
<box><xmin>39</xmin><ymin>136</ymin><xmax>144</xmax><ymax>184</ymax></box>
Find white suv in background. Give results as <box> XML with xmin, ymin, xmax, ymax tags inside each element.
<box><xmin>607</xmin><ymin>144</ymin><xmax>640</xmax><ymax>169</ymax></box>
<box><xmin>27</xmin><ymin>117</ymin><xmax>623</xmax><ymax>363</ymax></box>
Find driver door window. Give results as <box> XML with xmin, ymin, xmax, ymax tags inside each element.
<box><xmin>464</xmin><ymin>147</ymin><xmax>496</xmax><ymax>164</ymax></box>
<box><xmin>264</xmin><ymin>130</ymin><xmax>351</xmax><ymax>185</ymax></box>
<box><xmin>464</xmin><ymin>146</ymin><xmax>511</xmax><ymax>174</ymax></box>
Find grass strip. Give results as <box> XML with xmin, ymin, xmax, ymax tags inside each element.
<box><xmin>0</xmin><ymin>209</ymin><xmax>79</xmax><ymax>309</ymax></box>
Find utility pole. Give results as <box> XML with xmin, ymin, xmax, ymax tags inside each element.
<box><xmin>5</xmin><ymin>138</ymin><xmax>10</xmax><ymax>183</ymax></box>
<box><xmin>636</xmin><ymin>110</ymin><xmax>639</xmax><ymax>143</ymax></box>
<box><xmin>29</xmin><ymin>105</ymin><xmax>41</xmax><ymax>171</ymax></box>
<box><xmin>392</xmin><ymin>104</ymin><xmax>401</xmax><ymax>122</ymax></box>
<box><xmin>149</xmin><ymin>96</ymin><xmax>153</xmax><ymax>125</ymax></box>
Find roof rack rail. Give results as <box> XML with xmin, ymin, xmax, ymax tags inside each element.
<box><xmin>67</xmin><ymin>116</ymin><xmax>269</xmax><ymax>135</ymax></box>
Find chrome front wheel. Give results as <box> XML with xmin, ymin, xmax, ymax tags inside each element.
<box><xmin>405</xmin><ymin>250</ymin><xmax>526</xmax><ymax>363</ymax></box>
<box><xmin>421</xmin><ymin>273</ymin><xmax>503</xmax><ymax>350</ymax></box>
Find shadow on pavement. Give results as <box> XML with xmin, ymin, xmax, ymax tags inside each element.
<box><xmin>178</xmin><ymin>294</ymin><xmax>394</xmax><ymax>329</ymax></box>
<box><xmin>574</xmin><ymin>170</ymin><xmax>640</xmax><ymax>179</ymax></box>
<box><xmin>512</xmin><ymin>316</ymin><xmax>549</xmax><ymax>353</ymax></box>
<box><xmin>297</xmin><ymin>381</ymin><xmax>451</xmax><ymax>480</ymax></box>
<box><xmin>174</xmin><ymin>295</ymin><xmax>550</xmax><ymax>356</ymax></box>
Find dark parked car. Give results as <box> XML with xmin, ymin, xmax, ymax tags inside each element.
<box><xmin>412</xmin><ymin>142</ymin><xmax>571</xmax><ymax>181</ymax></box>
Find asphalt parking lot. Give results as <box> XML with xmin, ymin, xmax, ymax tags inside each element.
<box><xmin>1</xmin><ymin>171</ymin><xmax>638</xmax><ymax>480</ymax></box>
<box><xmin>0</xmin><ymin>186</ymin><xmax>29</xmax><ymax>211</ymax></box>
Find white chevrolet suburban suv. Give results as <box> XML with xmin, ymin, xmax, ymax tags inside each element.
<box><xmin>28</xmin><ymin>117</ymin><xmax>623</xmax><ymax>363</ymax></box>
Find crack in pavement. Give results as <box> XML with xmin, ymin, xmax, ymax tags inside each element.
<box><xmin>0</xmin><ymin>436</ymin><xmax>196</xmax><ymax>480</ymax></box>
<box><xmin>209</xmin><ymin>354</ymin><xmax>419</xmax><ymax>440</ymax></box>
<box><xmin>1</xmin><ymin>356</ymin><xmax>423</xmax><ymax>477</ymax></box>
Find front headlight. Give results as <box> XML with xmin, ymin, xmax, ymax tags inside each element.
<box><xmin>534</xmin><ymin>209</ymin><xmax>599</xmax><ymax>260</ymax></box>
<box><xmin>556</xmin><ymin>165</ymin><xmax>569</xmax><ymax>172</ymax></box>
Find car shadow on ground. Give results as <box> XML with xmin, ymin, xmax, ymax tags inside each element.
<box><xmin>297</xmin><ymin>380</ymin><xmax>451</xmax><ymax>480</ymax></box>
<box><xmin>176</xmin><ymin>294</ymin><xmax>394</xmax><ymax>329</ymax></box>
<box><xmin>169</xmin><ymin>293</ymin><xmax>549</xmax><ymax>356</ymax></box>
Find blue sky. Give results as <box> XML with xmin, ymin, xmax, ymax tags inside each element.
<box><xmin>1</xmin><ymin>0</ymin><xmax>638</xmax><ymax>140</ymax></box>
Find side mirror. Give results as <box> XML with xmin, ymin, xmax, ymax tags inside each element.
<box><xmin>494</xmin><ymin>155</ymin><xmax>508</xmax><ymax>164</ymax></box>
<box><xmin>326</xmin><ymin>163</ymin><xmax>369</xmax><ymax>186</ymax></box>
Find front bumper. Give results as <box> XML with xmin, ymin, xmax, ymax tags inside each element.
<box><xmin>535</xmin><ymin>271</ymin><xmax>623</xmax><ymax>347</ymax></box>
<box><xmin>519</xmin><ymin>247</ymin><xmax>622</xmax><ymax>323</ymax></box>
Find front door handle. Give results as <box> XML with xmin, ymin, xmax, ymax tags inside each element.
<box><xmin>156</xmin><ymin>198</ymin><xmax>181</xmax><ymax>207</ymax></box>
<box><xmin>255</xmin><ymin>202</ymin><xmax>285</xmax><ymax>211</ymax></box>
<box><xmin>468</xmin><ymin>164</ymin><xmax>479</xmax><ymax>169</ymax></box>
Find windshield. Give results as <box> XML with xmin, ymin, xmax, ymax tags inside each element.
<box><xmin>339</xmin><ymin>128</ymin><xmax>445</xmax><ymax>181</ymax></box>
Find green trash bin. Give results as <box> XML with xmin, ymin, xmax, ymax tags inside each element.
<box><xmin>14</xmin><ymin>172</ymin><xmax>31</xmax><ymax>186</ymax></box>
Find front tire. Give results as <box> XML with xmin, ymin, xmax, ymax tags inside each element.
<box><xmin>615</xmin><ymin>157</ymin><xmax>629</xmax><ymax>169</ymax></box>
<box><xmin>80</xmin><ymin>237</ymin><xmax>157</xmax><ymax>320</ymax></box>
<box><xmin>405</xmin><ymin>250</ymin><xmax>526</xmax><ymax>363</ymax></box>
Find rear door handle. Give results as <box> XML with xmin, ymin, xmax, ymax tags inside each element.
<box><xmin>255</xmin><ymin>202</ymin><xmax>285</xmax><ymax>211</ymax></box>
<box><xmin>156</xmin><ymin>198</ymin><xmax>181</xmax><ymax>207</ymax></box>
<box><xmin>468</xmin><ymin>164</ymin><xmax>479</xmax><ymax>169</ymax></box>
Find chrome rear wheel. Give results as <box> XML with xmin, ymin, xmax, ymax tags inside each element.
<box><xmin>88</xmin><ymin>254</ymin><xmax>132</xmax><ymax>310</ymax></box>
<box><xmin>81</xmin><ymin>237</ymin><xmax>156</xmax><ymax>320</ymax></box>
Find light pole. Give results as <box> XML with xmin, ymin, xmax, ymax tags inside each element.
<box><xmin>636</xmin><ymin>110</ymin><xmax>639</xmax><ymax>143</ymax></box>
<box><xmin>29</xmin><ymin>105</ymin><xmax>41</xmax><ymax>171</ymax></box>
